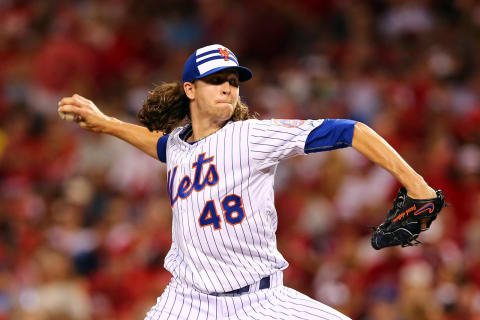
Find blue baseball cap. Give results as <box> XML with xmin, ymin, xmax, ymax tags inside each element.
<box><xmin>182</xmin><ymin>44</ymin><xmax>253</xmax><ymax>83</ymax></box>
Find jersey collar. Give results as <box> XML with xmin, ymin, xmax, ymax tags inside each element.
<box><xmin>176</xmin><ymin>121</ymin><xmax>233</xmax><ymax>147</ymax></box>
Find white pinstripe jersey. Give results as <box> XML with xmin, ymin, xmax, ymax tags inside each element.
<box><xmin>163</xmin><ymin>118</ymin><xmax>324</xmax><ymax>294</ymax></box>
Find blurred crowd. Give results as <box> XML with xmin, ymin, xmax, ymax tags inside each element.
<box><xmin>1</xmin><ymin>0</ymin><xmax>479</xmax><ymax>319</ymax></box>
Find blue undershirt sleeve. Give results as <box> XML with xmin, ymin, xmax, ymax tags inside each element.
<box><xmin>157</xmin><ymin>134</ymin><xmax>169</xmax><ymax>163</ymax></box>
<box><xmin>304</xmin><ymin>119</ymin><xmax>357</xmax><ymax>153</ymax></box>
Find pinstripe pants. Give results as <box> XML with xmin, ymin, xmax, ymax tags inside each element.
<box><xmin>144</xmin><ymin>272</ymin><xmax>351</xmax><ymax>320</ymax></box>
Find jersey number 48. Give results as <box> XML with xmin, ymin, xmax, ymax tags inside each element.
<box><xmin>199</xmin><ymin>194</ymin><xmax>245</xmax><ymax>230</ymax></box>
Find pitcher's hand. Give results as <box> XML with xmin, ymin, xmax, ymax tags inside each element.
<box><xmin>58</xmin><ymin>94</ymin><xmax>113</xmax><ymax>133</ymax></box>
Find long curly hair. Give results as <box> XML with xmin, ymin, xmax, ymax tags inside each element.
<box><xmin>138</xmin><ymin>82</ymin><xmax>258</xmax><ymax>133</ymax></box>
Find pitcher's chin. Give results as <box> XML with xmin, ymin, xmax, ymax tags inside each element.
<box><xmin>215</xmin><ymin>104</ymin><xmax>235</xmax><ymax>120</ymax></box>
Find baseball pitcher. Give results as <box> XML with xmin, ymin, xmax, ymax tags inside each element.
<box><xmin>58</xmin><ymin>44</ymin><xmax>444</xmax><ymax>320</ymax></box>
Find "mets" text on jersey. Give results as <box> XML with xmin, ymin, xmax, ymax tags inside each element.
<box><xmin>167</xmin><ymin>153</ymin><xmax>219</xmax><ymax>206</ymax></box>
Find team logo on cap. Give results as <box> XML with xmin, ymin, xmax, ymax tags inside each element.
<box><xmin>219</xmin><ymin>48</ymin><xmax>230</xmax><ymax>61</ymax></box>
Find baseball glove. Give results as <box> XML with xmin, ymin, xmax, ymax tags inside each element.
<box><xmin>371</xmin><ymin>187</ymin><xmax>445</xmax><ymax>250</ymax></box>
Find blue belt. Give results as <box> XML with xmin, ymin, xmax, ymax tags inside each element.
<box><xmin>210</xmin><ymin>276</ymin><xmax>271</xmax><ymax>296</ymax></box>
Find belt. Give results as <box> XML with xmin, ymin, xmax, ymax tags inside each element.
<box><xmin>210</xmin><ymin>275</ymin><xmax>271</xmax><ymax>296</ymax></box>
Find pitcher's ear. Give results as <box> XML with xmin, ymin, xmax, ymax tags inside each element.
<box><xmin>184</xmin><ymin>82</ymin><xmax>195</xmax><ymax>100</ymax></box>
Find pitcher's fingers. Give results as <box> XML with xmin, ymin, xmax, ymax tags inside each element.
<box><xmin>78</xmin><ymin>121</ymin><xmax>89</xmax><ymax>129</ymax></box>
<box><xmin>58</xmin><ymin>105</ymin><xmax>86</xmax><ymax>117</ymax></box>
<box><xmin>59</xmin><ymin>97</ymin><xmax>84</xmax><ymax>107</ymax></box>
<box><xmin>73</xmin><ymin>94</ymin><xmax>91</xmax><ymax>103</ymax></box>
<box><xmin>74</xmin><ymin>114</ymin><xmax>83</xmax><ymax>122</ymax></box>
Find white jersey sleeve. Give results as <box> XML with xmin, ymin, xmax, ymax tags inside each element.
<box><xmin>249</xmin><ymin>119</ymin><xmax>324</xmax><ymax>167</ymax></box>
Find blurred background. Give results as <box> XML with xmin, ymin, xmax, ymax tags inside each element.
<box><xmin>0</xmin><ymin>0</ymin><xmax>479</xmax><ymax>319</ymax></box>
